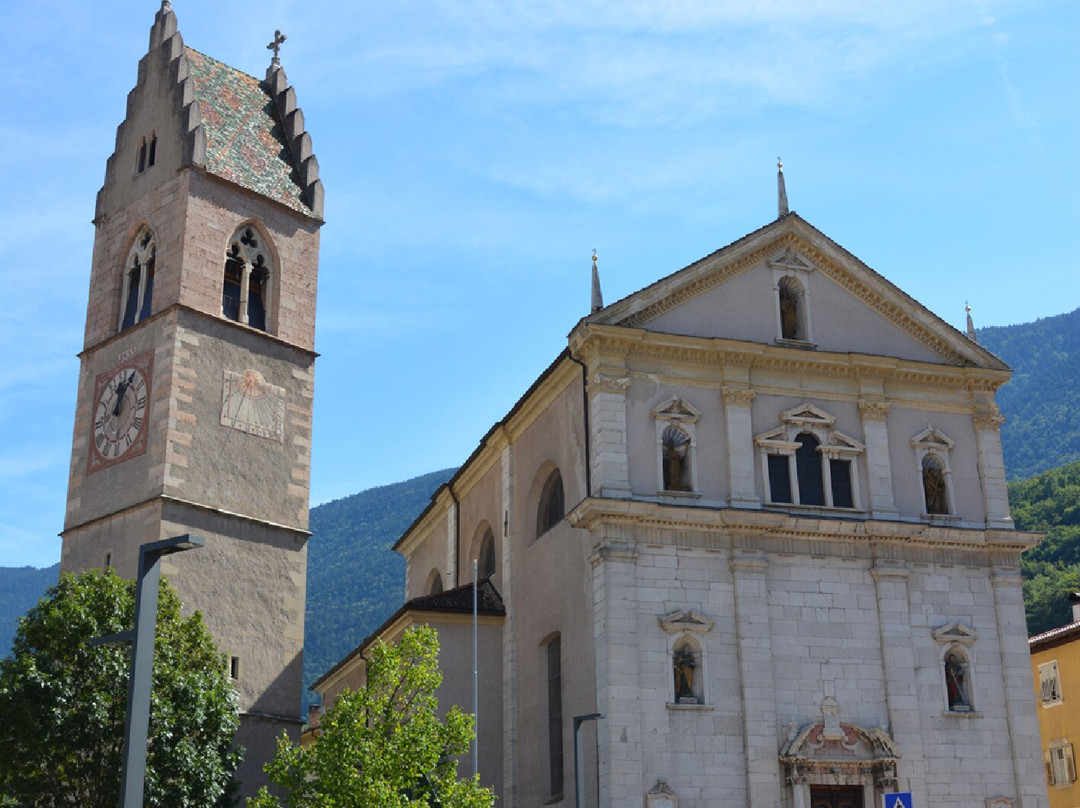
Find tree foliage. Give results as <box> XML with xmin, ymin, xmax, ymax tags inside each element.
<box><xmin>250</xmin><ymin>625</ymin><xmax>493</xmax><ymax>808</ymax></box>
<box><xmin>0</xmin><ymin>568</ymin><xmax>241</xmax><ymax>807</ymax></box>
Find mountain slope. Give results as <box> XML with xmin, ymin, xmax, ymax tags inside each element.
<box><xmin>0</xmin><ymin>563</ymin><xmax>60</xmax><ymax>655</ymax></box>
<box><xmin>303</xmin><ymin>467</ymin><xmax>456</xmax><ymax>696</ymax></box>
<box><xmin>979</xmin><ymin>306</ymin><xmax>1080</xmax><ymax>480</ymax></box>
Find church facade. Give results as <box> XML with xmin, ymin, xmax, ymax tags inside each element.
<box><xmin>60</xmin><ymin>2</ymin><xmax>323</xmax><ymax>795</ymax></box>
<box><xmin>316</xmin><ymin>190</ymin><xmax>1046</xmax><ymax>808</ymax></box>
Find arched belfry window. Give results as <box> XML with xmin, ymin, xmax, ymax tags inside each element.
<box><xmin>536</xmin><ymin>468</ymin><xmax>565</xmax><ymax>538</ymax></box>
<box><xmin>223</xmin><ymin>225</ymin><xmax>274</xmax><ymax>331</ymax></box>
<box><xmin>119</xmin><ymin>227</ymin><xmax>156</xmax><ymax>331</ymax></box>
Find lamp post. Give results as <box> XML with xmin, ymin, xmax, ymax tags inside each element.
<box><xmin>573</xmin><ymin>712</ymin><xmax>603</xmax><ymax>808</ymax></box>
<box><xmin>96</xmin><ymin>534</ymin><xmax>204</xmax><ymax>808</ymax></box>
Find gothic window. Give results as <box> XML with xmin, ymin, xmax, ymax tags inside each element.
<box><xmin>223</xmin><ymin>225</ymin><xmax>274</xmax><ymax>332</ymax></box>
<box><xmin>910</xmin><ymin>427</ymin><xmax>956</xmax><ymax>518</ymax></box>
<box><xmin>136</xmin><ymin>133</ymin><xmax>157</xmax><ymax>173</ymax></box>
<box><xmin>137</xmin><ymin>137</ymin><xmax>146</xmax><ymax>173</ymax></box>
<box><xmin>1047</xmin><ymin>741</ymin><xmax>1077</xmax><ymax>786</ymax></box>
<box><xmin>755</xmin><ymin>404</ymin><xmax>863</xmax><ymax>510</ymax></box>
<box><xmin>545</xmin><ymin>634</ymin><xmax>564</xmax><ymax>798</ymax></box>
<box><xmin>536</xmin><ymin>468</ymin><xmax>565</xmax><ymax>537</ymax></box>
<box><xmin>476</xmin><ymin>525</ymin><xmax>496</xmax><ymax>579</ymax></box>
<box><xmin>652</xmin><ymin>397</ymin><xmax>701</xmax><ymax>495</ymax></box>
<box><xmin>147</xmin><ymin>133</ymin><xmax>157</xmax><ymax>168</ymax></box>
<box><xmin>1039</xmin><ymin>660</ymin><xmax>1063</xmax><ymax>706</ymax></box>
<box><xmin>119</xmin><ymin>226</ymin><xmax>156</xmax><ymax>331</ymax></box>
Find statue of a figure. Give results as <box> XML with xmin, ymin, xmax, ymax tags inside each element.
<box><xmin>779</xmin><ymin>285</ymin><xmax>799</xmax><ymax>340</ymax></box>
<box><xmin>923</xmin><ymin>459</ymin><xmax>948</xmax><ymax>515</ymax></box>
<box><xmin>945</xmin><ymin>652</ymin><xmax>969</xmax><ymax>710</ymax></box>
<box><xmin>673</xmin><ymin>647</ymin><xmax>696</xmax><ymax>701</ymax></box>
<box><xmin>662</xmin><ymin>427</ymin><xmax>690</xmax><ymax>492</ymax></box>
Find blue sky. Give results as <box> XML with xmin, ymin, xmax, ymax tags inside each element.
<box><xmin>1</xmin><ymin>0</ymin><xmax>1077</xmax><ymax>568</ymax></box>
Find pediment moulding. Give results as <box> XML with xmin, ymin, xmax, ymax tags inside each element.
<box><xmin>768</xmin><ymin>246</ymin><xmax>815</xmax><ymax>273</ymax></box>
<box><xmin>651</xmin><ymin>397</ymin><xmax>701</xmax><ymax>423</ymax></box>
<box><xmin>932</xmin><ymin>621</ymin><xmax>977</xmax><ymax>645</ymax></box>
<box><xmin>781</xmin><ymin>699</ymin><xmax>901</xmax><ymax>788</ymax></box>
<box><xmin>659</xmin><ymin>609</ymin><xmax>714</xmax><ymax>633</ymax></box>
<box><xmin>910</xmin><ymin>425</ymin><xmax>955</xmax><ymax>451</ymax></box>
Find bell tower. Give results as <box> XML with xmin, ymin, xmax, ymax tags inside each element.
<box><xmin>61</xmin><ymin>2</ymin><xmax>324</xmax><ymax>795</ymax></box>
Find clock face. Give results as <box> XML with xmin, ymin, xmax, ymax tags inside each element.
<box><xmin>88</xmin><ymin>353</ymin><xmax>153</xmax><ymax>472</ymax></box>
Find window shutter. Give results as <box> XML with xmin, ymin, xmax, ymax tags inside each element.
<box><xmin>1067</xmin><ymin>744</ymin><xmax>1076</xmax><ymax>783</ymax></box>
<box><xmin>1046</xmin><ymin>750</ymin><xmax>1056</xmax><ymax>785</ymax></box>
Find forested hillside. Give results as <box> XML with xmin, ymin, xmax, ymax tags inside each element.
<box><xmin>303</xmin><ymin>468</ymin><xmax>456</xmax><ymax>696</ymax></box>
<box><xmin>980</xmin><ymin>306</ymin><xmax>1080</xmax><ymax>480</ymax></box>
<box><xmin>1012</xmin><ymin>460</ymin><xmax>1080</xmax><ymax>635</ymax></box>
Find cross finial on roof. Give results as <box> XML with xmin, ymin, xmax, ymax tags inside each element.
<box><xmin>777</xmin><ymin>156</ymin><xmax>789</xmax><ymax>218</ymax></box>
<box><xmin>591</xmin><ymin>249</ymin><xmax>604</xmax><ymax>314</ymax></box>
<box><xmin>267</xmin><ymin>30</ymin><xmax>287</xmax><ymax>67</ymax></box>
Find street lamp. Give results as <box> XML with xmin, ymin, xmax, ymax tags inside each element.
<box><xmin>95</xmin><ymin>534</ymin><xmax>204</xmax><ymax>808</ymax></box>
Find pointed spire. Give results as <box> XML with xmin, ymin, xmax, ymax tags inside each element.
<box><xmin>965</xmin><ymin>301</ymin><xmax>977</xmax><ymax>342</ymax></box>
<box><xmin>777</xmin><ymin>157</ymin><xmax>789</xmax><ymax>218</ymax></box>
<box><xmin>591</xmin><ymin>249</ymin><xmax>604</xmax><ymax>313</ymax></box>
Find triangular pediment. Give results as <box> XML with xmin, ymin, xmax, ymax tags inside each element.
<box><xmin>651</xmin><ymin>397</ymin><xmax>701</xmax><ymax>423</ymax></box>
<box><xmin>659</xmin><ymin>609</ymin><xmax>714</xmax><ymax>633</ymax></box>
<box><xmin>581</xmin><ymin>214</ymin><xmax>1008</xmax><ymax>370</ymax></box>
<box><xmin>932</xmin><ymin>621</ymin><xmax>977</xmax><ymax>645</ymax></box>
<box><xmin>781</xmin><ymin>403</ymin><xmax>834</xmax><ymax>428</ymax></box>
<box><xmin>911</xmin><ymin>426</ymin><xmax>955</xmax><ymax>450</ymax></box>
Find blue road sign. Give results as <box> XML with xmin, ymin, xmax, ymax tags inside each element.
<box><xmin>883</xmin><ymin>792</ymin><xmax>913</xmax><ymax>808</ymax></box>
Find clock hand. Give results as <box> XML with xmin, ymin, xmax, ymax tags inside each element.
<box><xmin>112</xmin><ymin>371</ymin><xmax>136</xmax><ymax>417</ymax></box>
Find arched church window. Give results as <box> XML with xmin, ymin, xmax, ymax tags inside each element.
<box><xmin>922</xmin><ymin>454</ymin><xmax>949</xmax><ymax>515</ymax></box>
<box><xmin>223</xmin><ymin>225</ymin><xmax>274</xmax><ymax>332</ymax></box>
<box><xmin>537</xmin><ymin>469</ymin><xmax>565</xmax><ymax>537</ymax></box>
<box><xmin>477</xmin><ymin>528</ymin><xmax>496</xmax><ymax>579</ymax></box>
<box><xmin>662</xmin><ymin>426</ymin><xmax>692</xmax><ymax>492</ymax></box>
<box><xmin>119</xmin><ymin>227</ymin><xmax>156</xmax><ymax>331</ymax></box>
<box><xmin>425</xmin><ymin>568</ymin><xmax>444</xmax><ymax>595</ymax></box>
<box><xmin>795</xmin><ymin>433</ymin><xmax>825</xmax><ymax>506</ymax></box>
<box><xmin>778</xmin><ymin>275</ymin><xmax>804</xmax><ymax>341</ymax></box>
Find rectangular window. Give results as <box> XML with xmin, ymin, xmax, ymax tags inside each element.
<box><xmin>767</xmin><ymin>455</ymin><xmax>792</xmax><ymax>503</ymax></box>
<box><xmin>547</xmin><ymin>636</ymin><xmax>563</xmax><ymax>798</ymax></box>
<box><xmin>1048</xmin><ymin>742</ymin><xmax>1077</xmax><ymax>786</ymax></box>
<box><xmin>1040</xmin><ymin>660</ymin><xmax>1063</xmax><ymax>705</ymax></box>
<box><xmin>830</xmin><ymin>459</ymin><xmax>854</xmax><ymax>508</ymax></box>
<box><xmin>230</xmin><ymin>656</ymin><xmax>241</xmax><ymax>680</ymax></box>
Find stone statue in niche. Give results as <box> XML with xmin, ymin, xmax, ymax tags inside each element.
<box><xmin>779</xmin><ymin>282</ymin><xmax>799</xmax><ymax>340</ymax></box>
<box><xmin>674</xmin><ymin>645</ymin><xmax>697</xmax><ymax>702</ymax></box>
<box><xmin>945</xmin><ymin>651</ymin><xmax>970</xmax><ymax>711</ymax></box>
<box><xmin>922</xmin><ymin>455</ymin><xmax>949</xmax><ymax>514</ymax></box>
<box><xmin>662</xmin><ymin>426</ymin><xmax>691</xmax><ymax>491</ymax></box>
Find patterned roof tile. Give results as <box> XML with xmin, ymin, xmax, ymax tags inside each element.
<box><xmin>184</xmin><ymin>48</ymin><xmax>309</xmax><ymax>214</ymax></box>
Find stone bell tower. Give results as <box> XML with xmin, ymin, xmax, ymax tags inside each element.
<box><xmin>60</xmin><ymin>2</ymin><xmax>324</xmax><ymax>795</ymax></box>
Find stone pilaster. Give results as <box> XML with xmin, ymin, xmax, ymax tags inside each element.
<box><xmin>500</xmin><ymin>444</ymin><xmax>518</xmax><ymax>805</ymax></box>
<box><xmin>590</xmin><ymin>536</ymin><xmax>641</xmax><ymax>807</ymax></box>
<box><xmin>731</xmin><ymin>550</ymin><xmax>781</xmax><ymax>808</ymax></box>
<box><xmin>974</xmin><ymin>411</ymin><xmax>1013</xmax><ymax>529</ymax></box>
<box><xmin>991</xmin><ymin>567</ymin><xmax>1049</xmax><ymax>808</ymax></box>
<box><xmin>870</xmin><ymin>562</ymin><xmax>926</xmax><ymax>794</ymax></box>
<box><xmin>447</xmin><ymin>501</ymin><xmax>458</xmax><ymax>588</ymax></box>
<box><xmin>859</xmin><ymin>400</ymin><xmax>898</xmax><ymax>518</ymax></box>
<box><xmin>722</xmin><ymin>387</ymin><xmax>760</xmax><ymax>508</ymax></box>
<box><xmin>590</xmin><ymin>373</ymin><xmax>632</xmax><ymax>498</ymax></box>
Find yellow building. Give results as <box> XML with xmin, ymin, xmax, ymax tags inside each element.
<box><xmin>1030</xmin><ymin>593</ymin><xmax>1080</xmax><ymax>808</ymax></box>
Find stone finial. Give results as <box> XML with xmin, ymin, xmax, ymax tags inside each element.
<box><xmin>267</xmin><ymin>30</ymin><xmax>287</xmax><ymax>68</ymax></box>
<box><xmin>777</xmin><ymin>157</ymin><xmax>789</xmax><ymax>217</ymax></box>
<box><xmin>591</xmin><ymin>249</ymin><xmax>604</xmax><ymax>313</ymax></box>
<box><xmin>965</xmin><ymin>301</ymin><xmax>977</xmax><ymax>342</ymax></box>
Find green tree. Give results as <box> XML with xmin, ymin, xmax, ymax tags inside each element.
<box><xmin>250</xmin><ymin>625</ymin><xmax>493</xmax><ymax>808</ymax></box>
<box><xmin>0</xmin><ymin>568</ymin><xmax>241</xmax><ymax>807</ymax></box>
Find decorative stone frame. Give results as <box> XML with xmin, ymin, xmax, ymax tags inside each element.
<box><xmin>1039</xmin><ymin>659</ymin><xmax>1063</xmax><ymax>706</ymax></box>
<box><xmin>770</xmin><ymin>247</ymin><xmax>816</xmax><ymax>346</ymax></box>
<box><xmin>652</xmin><ymin>397</ymin><xmax>701</xmax><ymax>497</ymax></box>
<box><xmin>118</xmin><ymin>225</ymin><xmax>157</xmax><ymax>331</ymax></box>
<box><xmin>1047</xmin><ymin>739</ymin><xmax>1077</xmax><ymax>786</ymax></box>
<box><xmin>910</xmin><ymin>426</ymin><xmax>958</xmax><ymax>519</ymax></box>
<box><xmin>780</xmin><ymin>707</ymin><xmax>900</xmax><ymax>808</ymax></box>
<box><xmin>659</xmin><ymin>609</ymin><xmax>713</xmax><ymax>707</ymax></box>
<box><xmin>755</xmin><ymin>403</ymin><xmax>864</xmax><ymax>510</ymax></box>
<box><xmin>932</xmin><ymin>622</ymin><xmax>979</xmax><ymax>715</ymax></box>
<box><xmin>223</xmin><ymin>222</ymin><xmax>277</xmax><ymax>333</ymax></box>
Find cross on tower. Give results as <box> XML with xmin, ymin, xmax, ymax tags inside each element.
<box><xmin>267</xmin><ymin>30</ymin><xmax>287</xmax><ymax>65</ymax></box>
